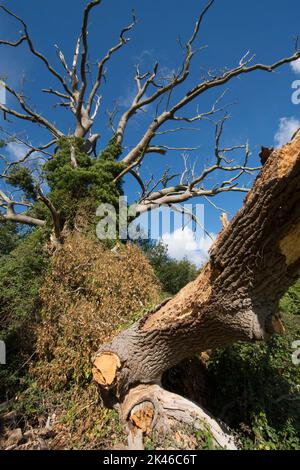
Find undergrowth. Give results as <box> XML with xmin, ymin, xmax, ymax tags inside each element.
<box><xmin>1</xmin><ymin>226</ymin><xmax>300</xmax><ymax>450</ymax></box>
<box><xmin>207</xmin><ymin>309</ymin><xmax>300</xmax><ymax>450</ymax></box>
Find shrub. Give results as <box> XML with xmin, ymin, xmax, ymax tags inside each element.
<box><xmin>280</xmin><ymin>278</ymin><xmax>300</xmax><ymax>316</ymax></box>
<box><xmin>207</xmin><ymin>311</ymin><xmax>300</xmax><ymax>450</ymax></box>
<box><xmin>0</xmin><ymin>219</ymin><xmax>21</xmax><ymax>255</ymax></box>
<box><xmin>139</xmin><ymin>240</ymin><xmax>198</xmax><ymax>295</ymax></box>
<box><xmin>1</xmin><ymin>230</ymin><xmax>160</xmax><ymax>448</ymax></box>
<box><xmin>0</xmin><ymin>229</ymin><xmax>48</xmax><ymax>398</ymax></box>
<box><xmin>42</xmin><ymin>137</ymin><xmax>124</xmax><ymax>227</ymax></box>
<box><xmin>32</xmin><ymin>232</ymin><xmax>160</xmax><ymax>390</ymax></box>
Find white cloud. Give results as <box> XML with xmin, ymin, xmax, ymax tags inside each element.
<box><xmin>159</xmin><ymin>66</ymin><xmax>176</xmax><ymax>82</ymax></box>
<box><xmin>274</xmin><ymin>117</ymin><xmax>300</xmax><ymax>147</ymax></box>
<box><xmin>162</xmin><ymin>227</ymin><xmax>216</xmax><ymax>267</ymax></box>
<box><xmin>119</xmin><ymin>88</ymin><xmax>151</xmax><ymax>112</ymax></box>
<box><xmin>133</xmin><ymin>49</ymin><xmax>155</xmax><ymax>65</ymax></box>
<box><xmin>6</xmin><ymin>142</ymin><xmax>28</xmax><ymax>161</ymax></box>
<box><xmin>118</xmin><ymin>89</ymin><xmax>136</xmax><ymax>108</ymax></box>
<box><xmin>291</xmin><ymin>58</ymin><xmax>300</xmax><ymax>74</ymax></box>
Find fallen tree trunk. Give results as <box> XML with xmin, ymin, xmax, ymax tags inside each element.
<box><xmin>93</xmin><ymin>132</ymin><xmax>300</xmax><ymax>449</ymax></box>
<box><xmin>122</xmin><ymin>384</ymin><xmax>237</xmax><ymax>450</ymax></box>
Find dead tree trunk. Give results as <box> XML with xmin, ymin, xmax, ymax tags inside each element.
<box><xmin>93</xmin><ymin>132</ymin><xmax>300</xmax><ymax>449</ymax></box>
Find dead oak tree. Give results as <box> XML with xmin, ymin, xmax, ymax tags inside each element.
<box><xmin>0</xmin><ymin>0</ymin><xmax>299</xmax><ymax>236</ymax></box>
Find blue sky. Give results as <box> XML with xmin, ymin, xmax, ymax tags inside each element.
<box><xmin>1</xmin><ymin>0</ymin><xmax>300</xmax><ymax>264</ymax></box>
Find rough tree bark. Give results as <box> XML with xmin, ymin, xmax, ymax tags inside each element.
<box><xmin>93</xmin><ymin>131</ymin><xmax>300</xmax><ymax>449</ymax></box>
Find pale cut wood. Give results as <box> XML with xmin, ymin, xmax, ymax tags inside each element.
<box><xmin>92</xmin><ymin>353</ymin><xmax>120</xmax><ymax>386</ymax></box>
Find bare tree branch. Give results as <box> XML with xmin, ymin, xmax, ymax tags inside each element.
<box><xmin>37</xmin><ymin>187</ymin><xmax>61</xmax><ymax>240</ymax></box>
<box><xmin>0</xmin><ymin>188</ymin><xmax>45</xmax><ymax>226</ymax></box>
<box><xmin>173</xmin><ymin>89</ymin><xmax>231</xmax><ymax>123</ymax></box>
<box><xmin>155</xmin><ymin>126</ymin><xmax>201</xmax><ymax>135</ymax></box>
<box><xmin>106</xmin><ymin>103</ymin><xmax>120</xmax><ymax>133</ymax></box>
<box><xmin>133</xmin><ymin>121</ymin><xmax>259</xmax><ymax>216</ymax></box>
<box><xmin>0</xmin><ymin>4</ymin><xmax>73</xmax><ymax>97</ymax></box>
<box><xmin>87</xmin><ymin>11</ymin><xmax>137</xmax><ymax>115</ymax></box>
<box><xmin>128</xmin><ymin>169</ymin><xmax>146</xmax><ymax>196</ymax></box>
<box><xmin>134</xmin><ymin>183</ymin><xmax>249</xmax><ymax>216</ymax></box>
<box><xmin>115</xmin><ymin>0</ymin><xmax>215</xmax><ymax>144</ymax></box>
<box><xmin>0</xmin><ymin>35</ymin><xmax>27</xmax><ymax>47</ymax></box>
<box><xmin>4</xmin><ymin>140</ymin><xmax>56</xmax><ymax>172</ymax></box>
<box><xmin>145</xmin><ymin>147</ymin><xmax>167</xmax><ymax>155</ymax></box>
<box><xmin>42</xmin><ymin>88</ymin><xmax>70</xmax><ymax>101</ymax></box>
<box><xmin>0</xmin><ymin>173</ymin><xmax>61</xmax><ymax>236</ymax></box>
<box><xmin>77</xmin><ymin>1</ymin><xmax>103</xmax><ymax>120</ymax></box>
<box><xmin>0</xmin><ymin>0</ymin><xmax>299</xmax><ymax>232</ymax></box>
<box><xmin>120</xmin><ymin>49</ymin><xmax>300</xmax><ymax>167</ymax></box>
<box><xmin>0</xmin><ymin>128</ymin><xmax>55</xmax><ymax>162</ymax></box>
<box><xmin>54</xmin><ymin>44</ymin><xmax>71</xmax><ymax>76</ymax></box>
<box><xmin>1</xmin><ymin>82</ymin><xmax>63</xmax><ymax>137</ymax></box>
<box><xmin>71</xmin><ymin>36</ymin><xmax>81</xmax><ymax>92</ymax></box>
<box><xmin>91</xmin><ymin>94</ymin><xmax>102</xmax><ymax>120</ymax></box>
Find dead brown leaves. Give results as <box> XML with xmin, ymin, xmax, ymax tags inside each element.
<box><xmin>32</xmin><ymin>232</ymin><xmax>160</xmax><ymax>390</ymax></box>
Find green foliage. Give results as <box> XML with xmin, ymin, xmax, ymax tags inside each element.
<box><xmin>0</xmin><ymin>229</ymin><xmax>47</xmax><ymax>330</ymax></box>
<box><xmin>0</xmin><ymin>229</ymin><xmax>49</xmax><ymax>399</ymax></box>
<box><xmin>8</xmin><ymin>166</ymin><xmax>37</xmax><ymax>199</ymax></box>
<box><xmin>207</xmin><ymin>312</ymin><xmax>300</xmax><ymax>450</ymax></box>
<box><xmin>98</xmin><ymin>139</ymin><xmax>122</xmax><ymax>161</ymax></box>
<box><xmin>144</xmin><ymin>424</ymin><xmax>218</xmax><ymax>450</ymax></box>
<box><xmin>193</xmin><ymin>427</ymin><xmax>220</xmax><ymax>450</ymax></box>
<box><xmin>3</xmin><ymin>137</ymin><xmax>126</xmax><ymax>236</ymax></box>
<box><xmin>140</xmin><ymin>240</ymin><xmax>198</xmax><ymax>295</ymax></box>
<box><xmin>280</xmin><ymin>278</ymin><xmax>300</xmax><ymax>316</ymax></box>
<box><xmin>0</xmin><ymin>136</ymin><xmax>128</xmax><ymax>401</ymax></box>
<box><xmin>0</xmin><ymin>219</ymin><xmax>20</xmax><ymax>255</ymax></box>
<box><xmin>13</xmin><ymin>380</ymin><xmax>47</xmax><ymax>419</ymax></box>
<box><xmin>162</xmin><ymin>257</ymin><xmax>198</xmax><ymax>295</ymax></box>
<box><xmin>43</xmin><ymin>136</ymin><xmax>124</xmax><ymax>226</ymax></box>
